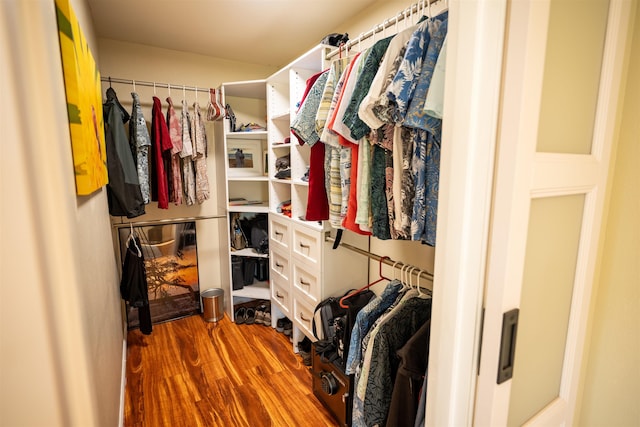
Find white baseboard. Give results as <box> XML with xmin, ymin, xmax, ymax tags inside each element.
<box><xmin>118</xmin><ymin>336</ymin><xmax>127</xmax><ymax>427</ymax></box>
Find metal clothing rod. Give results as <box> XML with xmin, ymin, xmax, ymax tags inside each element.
<box><xmin>112</xmin><ymin>214</ymin><xmax>225</xmax><ymax>229</ymax></box>
<box><xmin>326</xmin><ymin>0</ymin><xmax>440</xmax><ymax>60</ymax></box>
<box><xmin>101</xmin><ymin>76</ymin><xmax>209</xmax><ymax>94</ymax></box>
<box><xmin>324</xmin><ymin>233</ymin><xmax>434</xmax><ymax>283</ymax></box>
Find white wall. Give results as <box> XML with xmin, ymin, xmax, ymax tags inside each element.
<box><xmin>578</xmin><ymin>3</ymin><xmax>640</xmax><ymax>425</ymax></box>
<box><xmin>1</xmin><ymin>0</ymin><xmax>122</xmax><ymax>425</ymax></box>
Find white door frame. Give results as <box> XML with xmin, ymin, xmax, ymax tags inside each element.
<box><xmin>428</xmin><ymin>0</ymin><xmax>634</xmax><ymax>424</ymax></box>
<box><xmin>426</xmin><ymin>0</ymin><xmax>508</xmax><ymax>425</ymax></box>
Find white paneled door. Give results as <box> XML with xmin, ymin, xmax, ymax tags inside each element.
<box><xmin>474</xmin><ymin>0</ymin><xmax>633</xmax><ymax>425</ymax></box>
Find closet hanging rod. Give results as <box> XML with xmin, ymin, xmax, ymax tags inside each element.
<box><xmin>326</xmin><ymin>0</ymin><xmax>438</xmax><ymax>60</ymax></box>
<box><xmin>324</xmin><ymin>233</ymin><xmax>434</xmax><ymax>283</ymax></box>
<box><xmin>101</xmin><ymin>76</ymin><xmax>209</xmax><ymax>93</ymax></box>
<box><xmin>112</xmin><ymin>214</ymin><xmax>225</xmax><ymax>229</ymax></box>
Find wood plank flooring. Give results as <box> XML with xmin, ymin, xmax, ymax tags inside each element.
<box><xmin>124</xmin><ymin>313</ymin><xmax>339</xmax><ymax>427</ymax></box>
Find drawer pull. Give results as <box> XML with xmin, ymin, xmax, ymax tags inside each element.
<box><xmin>275</xmin><ymin>262</ymin><xmax>283</xmax><ymax>268</ymax></box>
<box><xmin>275</xmin><ymin>292</ymin><xmax>284</xmax><ymax>299</ymax></box>
<box><xmin>300</xmin><ymin>313</ymin><xmax>310</xmax><ymax>322</ymax></box>
<box><xmin>299</xmin><ymin>242</ymin><xmax>310</xmax><ymax>249</ymax></box>
<box><xmin>299</xmin><ymin>278</ymin><xmax>310</xmax><ymax>286</ymax></box>
<box><xmin>275</xmin><ymin>231</ymin><xmax>283</xmax><ymax>237</ymax></box>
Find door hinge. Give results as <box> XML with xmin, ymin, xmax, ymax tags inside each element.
<box><xmin>497</xmin><ymin>308</ymin><xmax>519</xmax><ymax>384</ymax></box>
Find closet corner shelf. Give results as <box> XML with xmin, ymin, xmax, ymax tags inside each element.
<box><xmin>227</xmin><ymin>203</ymin><xmax>269</xmax><ymax>213</ymax></box>
<box><xmin>232</xmin><ymin>281</ymin><xmax>270</xmax><ymax>300</ymax></box>
<box><xmin>228</xmin><ymin>175</ymin><xmax>269</xmax><ymax>182</ymax></box>
<box><xmin>226</xmin><ymin>131</ymin><xmax>268</xmax><ymax>140</ymax></box>
<box><xmin>272</xmin><ymin>178</ymin><xmax>292</xmax><ymax>184</ymax></box>
<box><xmin>230</xmin><ymin>247</ymin><xmax>269</xmax><ymax>258</ymax></box>
<box><xmin>292</xmin><ymin>180</ymin><xmax>309</xmax><ymax>187</ymax></box>
<box><xmin>271</xmin><ymin>143</ymin><xmax>291</xmax><ymax>149</ymax></box>
<box><xmin>270</xmin><ymin>111</ymin><xmax>290</xmax><ymax>121</ymax></box>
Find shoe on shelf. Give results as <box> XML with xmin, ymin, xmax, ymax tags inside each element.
<box><xmin>298</xmin><ymin>336</ymin><xmax>312</xmax><ymax>353</ymax></box>
<box><xmin>245</xmin><ymin>307</ymin><xmax>256</xmax><ymax>325</ymax></box>
<box><xmin>299</xmin><ymin>350</ymin><xmax>312</xmax><ymax>366</ymax></box>
<box><xmin>263</xmin><ymin>309</ymin><xmax>271</xmax><ymax>326</ymax></box>
<box><xmin>234</xmin><ymin>307</ymin><xmax>246</xmax><ymax>325</ymax></box>
<box><xmin>283</xmin><ymin>318</ymin><xmax>293</xmax><ymax>336</ymax></box>
<box><xmin>255</xmin><ymin>304</ymin><xmax>267</xmax><ymax>325</ymax></box>
<box><xmin>276</xmin><ymin>317</ymin><xmax>287</xmax><ymax>333</ymax></box>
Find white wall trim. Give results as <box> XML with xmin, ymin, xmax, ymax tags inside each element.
<box><xmin>119</xmin><ymin>337</ymin><xmax>127</xmax><ymax>427</ymax></box>
<box><xmin>425</xmin><ymin>0</ymin><xmax>508</xmax><ymax>425</ymax></box>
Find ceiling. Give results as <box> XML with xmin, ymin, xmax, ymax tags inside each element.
<box><xmin>85</xmin><ymin>0</ymin><xmax>382</xmax><ymax>68</ymax></box>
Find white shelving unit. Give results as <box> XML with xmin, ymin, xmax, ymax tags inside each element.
<box><xmin>214</xmin><ymin>80</ymin><xmax>271</xmax><ymax>322</ymax></box>
<box><xmin>265</xmin><ymin>45</ymin><xmax>369</xmax><ymax>349</ymax></box>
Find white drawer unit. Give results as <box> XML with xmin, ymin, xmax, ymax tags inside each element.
<box><xmin>292</xmin><ymin>261</ymin><xmax>320</xmax><ymax>306</ymax></box>
<box><xmin>268</xmin><ymin>213</ymin><xmax>369</xmax><ymax>346</ymax></box>
<box><xmin>271</xmin><ymin>274</ymin><xmax>291</xmax><ymax>318</ymax></box>
<box><xmin>292</xmin><ymin>223</ymin><xmax>321</xmax><ymax>267</ymax></box>
<box><xmin>293</xmin><ymin>290</ymin><xmax>317</xmax><ymax>339</ymax></box>
<box><xmin>270</xmin><ymin>246</ymin><xmax>290</xmax><ymax>282</ymax></box>
<box><xmin>269</xmin><ymin>214</ymin><xmax>290</xmax><ymax>251</ymax></box>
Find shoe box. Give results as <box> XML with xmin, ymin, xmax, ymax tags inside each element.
<box><xmin>311</xmin><ymin>343</ymin><xmax>353</xmax><ymax>427</ymax></box>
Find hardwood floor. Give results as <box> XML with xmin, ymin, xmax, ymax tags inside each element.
<box><xmin>124</xmin><ymin>314</ymin><xmax>339</xmax><ymax>426</ymax></box>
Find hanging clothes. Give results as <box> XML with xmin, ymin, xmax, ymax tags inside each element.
<box><xmin>354</xmin><ymin>293</ymin><xmax>432</xmax><ymax>427</ymax></box>
<box><xmin>291</xmin><ymin>70</ymin><xmax>329</xmax><ymax>146</ymax></box>
<box><xmin>103</xmin><ymin>87</ymin><xmax>145</xmax><ymax>218</ymax></box>
<box><xmin>369</xmin><ymin>43</ymin><xmax>409</xmax><ymax>240</ymax></box>
<box><xmin>291</xmin><ymin>70</ymin><xmax>325</xmax><ymax>145</ymax></box>
<box><xmin>290</xmin><ymin>70</ymin><xmax>330</xmax><ymax>220</ymax></box>
<box><xmin>358</xmin><ymin>22</ymin><xmax>422</xmax><ymax>130</ymax></box>
<box><xmin>345</xmin><ymin>280</ymin><xmax>404</xmax><ymax>375</ymax></box>
<box><xmin>151</xmin><ymin>96</ymin><xmax>172</xmax><ymax>209</ymax></box>
<box><xmin>422</xmin><ymin>35</ymin><xmax>447</xmax><ymax>120</ymax></box>
<box><xmin>129</xmin><ymin>92</ymin><xmax>151</xmax><ymax>204</ymax></box>
<box><xmin>404</xmin><ymin>13</ymin><xmax>448</xmax><ymax>245</ymax></box>
<box><xmin>120</xmin><ymin>235</ymin><xmax>152</xmax><ymax>335</ymax></box>
<box><xmin>342</xmin><ymin>36</ymin><xmax>394</xmax><ymax>140</ymax></box>
<box><xmin>369</xmin><ymin>142</ymin><xmax>392</xmax><ymax>239</ymax></box>
<box><xmin>316</xmin><ymin>57</ymin><xmax>350</xmax><ymax>226</ymax></box>
<box><xmin>190</xmin><ymin>101</ymin><xmax>210</xmax><ymax>204</ymax></box>
<box><xmin>385</xmin><ymin>19</ymin><xmax>432</xmax><ymax>124</ymax></box>
<box><xmin>166</xmin><ymin>97</ymin><xmax>184</xmax><ymax>206</ymax></box>
<box><xmin>180</xmin><ymin>99</ymin><xmax>197</xmax><ymax>206</ymax></box>
<box><xmin>385</xmin><ymin>319</ymin><xmax>431</xmax><ymax>427</ymax></box>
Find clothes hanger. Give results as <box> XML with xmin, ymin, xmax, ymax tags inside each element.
<box><xmin>407</xmin><ymin>265</ymin><xmax>416</xmax><ymax>290</ymax></box>
<box><xmin>392</xmin><ymin>260</ymin><xmax>400</xmax><ymax>281</ymax></box>
<box><xmin>400</xmin><ymin>263</ymin><xmax>408</xmax><ymax>288</ymax></box>
<box><xmin>126</xmin><ymin>223</ymin><xmax>142</xmax><ymax>257</ymax></box>
<box><xmin>339</xmin><ymin>255</ymin><xmax>391</xmax><ymax>308</ymax></box>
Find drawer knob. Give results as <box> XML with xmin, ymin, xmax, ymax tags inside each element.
<box><xmin>275</xmin><ymin>262</ymin><xmax>283</xmax><ymax>268</ymax></box>
<box><xmin>276</xmin><ymin>292</ymin><xmax>284</xmax><ymax>299</ymax></box>
<box><xmin>275</xmin><ymin>231</ymin><xmax>283</xmax><ymax>237</ymax></box>
<box><xmin>299</xmin><ymin>278</ymin><xmax>310</xmax><ymax>286</ymax></box>
<box><xmin>299</xmin><ymin>242</ymin><xmax>310</xmax><ymax>249</ymax></box>
<box><xmin>300</xmin><ymin>313</ymin><xmax>310</xmax><ymax>322</ymax></box>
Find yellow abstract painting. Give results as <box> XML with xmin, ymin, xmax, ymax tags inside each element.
<box><xmin>55</xmin><ymin>0</ymin><xmax>108</xmax><ymax>195</ymax></box>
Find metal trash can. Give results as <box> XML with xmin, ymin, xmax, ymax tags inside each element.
<box><xmin>201</xmin><ymin>288</ymin><xmax>224</xmax><ymax>322</ymax></box>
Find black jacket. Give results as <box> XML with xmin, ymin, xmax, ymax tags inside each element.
<box><xmin>103</xmin><ymin>88</ymin><xmax>145</xmax><ymax>218</ymax></box>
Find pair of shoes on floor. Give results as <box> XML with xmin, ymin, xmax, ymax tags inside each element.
<box><xmin>254</xmin><ymin>303</ymin><xmax>271</xmax><ymax>326</ymax></box>
<box><xmin>298</xmin><ymin>336</ymin><xmax>312</xmax><ymax>366</ymax></box>
<box><xmin>276</xmin><ymin>317</ymin><xmax>293</xmax><ymax>336</ymax></box>
<box><xmin>234</xmin><ymin>306</ymin><xmax>256</xmax><ymax>325</ymax></box>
